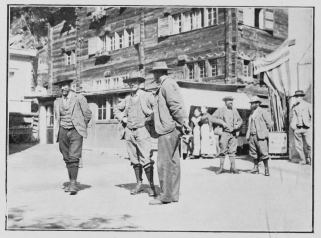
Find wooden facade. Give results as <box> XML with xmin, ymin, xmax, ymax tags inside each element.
<box><xmin>40</xmin><ymin>7</ymin><xmax>288</xmax><ymax>150</ymax></box>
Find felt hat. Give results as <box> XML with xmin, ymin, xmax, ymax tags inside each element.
<box><xmin>249</xmin><ymin>96</ymin><xmax>262</xmax><ymax>103</ymax></box>
<box><xmin>149</xmin><ymin>61</ymin><xmax>172</xmax><ymax>73</ymax></box>
<box><xmin>52</xmin><ymin>75</ymin><xmax>73</xmax><ymax>85</ymax></box>
<box><xmin>123</xmin><ymin>70</ymin><xmax>145</xmax><ymax>84</ymax></box>
<box><xmin>293</xmin><ymin>90</ymin><xmax>305</xmax><ymax>97</ymax></box>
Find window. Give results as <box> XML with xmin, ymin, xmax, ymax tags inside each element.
<box><xmin>46</xmin><ymin>105</ymin><xmax>54</xmax><ymax>126</ymax></box>
<box><xmin>173</xmin><ymin>14</ymin><xmax>182</xmax><ymax>34</ymax></box>
<box><xmin>209</xmin><ymin>59</ymin><xmax>218</xmax><ymax>76</ymax></box>
<box><xmin>65</xmin><ymin>51</ymin><xmax>76</xmax><ymax>66</ymax></box>
<box><xmin>97</xmin><ymin>99</ymin><xmax>107</xmax><ymax>120</ymax></box>
<box><xmin>118</xmin><ymin>32</ymin><xmax>124</xmax><ymax>49</ymax></box>
<box><xmin>242</xmin><ymin>8</ymin><xmax>274</xmax><ymax>31</ymax></box>
<box><xmin>187</xmin><ymin>64</ymin><xmax>194</xmax><ymax>79</ymax></box>
<box><xmin>127</xmin><ymin>29</ymin><xmax>134</xmax><ymax>46</ymax></box>
<box><xmin>243</xmin><ymin>60</ymin><xmax>251</xmax><ymax>77</ymax></box>
<box><xmin>194</xmin><ymin>9</ymin><xmax>202</xmax><ymax>29</ymax></box>
<box><xmin>198</xmin><ymin>61</ymin><xmax>207</xmax><ymax>78</ymax></box>
<box><xmin>97</xmin><ymin>96</ymin><xmax>115</xmax><ymax>120</ymax></box>
<box><xmin>110</xmin><ymin>35</ymin><xmax>115</xmax><ymax>51</ymax></box>
<box><xmin>207</xmin><ymin>8</ymin><xmax>217</xmax><ymax>26</ymax></box>
<box><xmin>113</xmin><ymin>77</ymin><xmax>119</xmax><ymax>87</ymax></box>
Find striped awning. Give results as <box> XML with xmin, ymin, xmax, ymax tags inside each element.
<box><xmin>253</xmin><ymin>39</ymin><xmax>291</xmax><ymax>96</ymax></box>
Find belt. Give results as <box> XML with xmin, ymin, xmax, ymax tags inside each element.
<box><xmin>61</xmin><ymin>126</ymin><xmax>75</xmax><ymax>130</ymax></box>
<box><xmin>297</xmin><ymin>125</ymin><xmax>309</xmax><ymax>129</ymax></box>
<box><xmin>128</xmin><ymin>127</ymin><xmax>138</xmax><ymax>131</ymax></box>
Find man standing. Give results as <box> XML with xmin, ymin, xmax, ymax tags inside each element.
<box><xmin>149</xmin><ymin>62</ymin><xmax>190</xmax><ymax>205</ymax></box>
<box><xmin>290</xmin><ymin>90</ymin><xmax>312</xmax><ymax>165</ymax></box>
<box><xmin>114</xmin><ymin>70</ymin><xmax>156</xmax><ymax>197</ymax></box>
<box><xmin>53</xmin><ymin>75</ymin><xmax>92</xmax><ymax>194</ymax></box>
<box><xmin>246</xmin><ymin>96</ymin><xmax>273</xmax><ymax>176</ymax></box>
<box><xmin>210</xmin><ymin>96</ymin><xmax>243</xmax><ymax>174</ymax></box>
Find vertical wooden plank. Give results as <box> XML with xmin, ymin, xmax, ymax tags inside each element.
<box><xmin>134</xmin><ymin>24</ymin><xmax>141</xmax><ymax>44</ymax></box>
<box><xmin>264</xmin><ymin>8</ymin><xmax>274</xmax><ymax>31</ymax></box>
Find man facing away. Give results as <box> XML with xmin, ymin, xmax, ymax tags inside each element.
<box><xmin>114</xmin><ymin>70</ymin><xmax>157</xmax><ymax>197</ymax></box>
<box><xmin>246</xmin><ymin>96</ymin><xmax>273</xmax><ymax>176</ymax></box>
<box><xmin>149</xmin><ymin>61</ymin><xmax>190</xmax><ymax>205</ymax></box>
<box><xmin>290</xmin><ymin>90</ymin><xmax>312</xmax><ymax>165</ymax></box>
<box><xmin>210</xmin><ymin>96</ymin><xmax>243</xmax><ymax>174</ymax></box>
<box><xmin>53</xmin><ymin>75</ymin><xmax>92</xmax><ymax>194</ymax></box>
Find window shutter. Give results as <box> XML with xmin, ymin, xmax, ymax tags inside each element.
<box><xmin>238</xmin><ymin>9</ymin><xmax>243</xmax><ymax>24</ymax></box>
<box><xmin>88</xmin><ymin>37</ymin><xmax>99</xmax><ymax>55</ymax></box>
<box><xmin>264</xmin><ymin>9</ymin><xmax>274</xmax><ymax>31</ymax></box>
<box><xmin>206</xmin><ymin>60</ymin><xmax>211</xmax><ymax>77</ymax></box>
<box><xmin>217</xmin><ymin>57</ymin><xmax>225</xmax><ymax>76</ymax></box>
<box><xmin>158</xmin><ymin>16</ymin><xmax>170</xmax><ymax>37</ymax></box>
<box><xmin>106</xmin><ymin>35</ymin><xmax>111</xmax><ymax>51</ymax></box>
<box><xmin>168</xmin><ymin>15</ymin><xmax>173</xmax><ymax>35</ymax></box>
<box><xmin>249</xmin><ymin>61</ymin><xmax>253</xmax><ymax>77</ymax></box>
<box><xmin>183</xmin><ymin>65</ymin><xmax>188</xmax><ymax>80</ymax></box>
<box><xmin>115</xmin><ymin>32</ymin><xmax>120</xmax><ymax>50</ymax></box>
<box><xmin>215</xmin><ymin>8</ymin><xmax>218</xmax><ymax>24</ymax></box>
<box><xmin>71</xmin><ymin>51</ymin><xmax>76</xmax><ymax>64</ymax></box>
<box><xmin>183</xmin><ymin>12</ymin><xmax>191</xmax><ymax>32</ymax></box>
<box><xmin>134</xmin><ymin>24</ymin><xmax>141</xmax><ymax>45</ymax></box>
<box><xmin>124</xmin><ymin>29</ymin><xmax>129</xmax><ymax>47</ymax></box>
<box><xmin>204</xmin><ymin>8</ymin><xmax>208</xmax><ymax>27</ymax></box>
<box><xmin>243</xmin><ymin>8</ymin><xmax>255</xmax><ymax>27</ymax></box>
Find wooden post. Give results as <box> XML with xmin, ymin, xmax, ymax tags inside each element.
<box><xmin>38</xmin><ymin>103</ymin><xmax>47</xmax><ymax>144</ymax></box>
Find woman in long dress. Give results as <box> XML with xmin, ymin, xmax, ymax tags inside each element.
<box><xmin>200</xmin><ymin>106</ymin><xmax>218</xmax><ymax>158</ymax></box>
<box><xmin>191</xmin><ymin>107</ymin><xmax>201</xmax><ymax>158</ymax></box>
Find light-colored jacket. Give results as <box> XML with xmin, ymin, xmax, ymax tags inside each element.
<box><xmin>246</xmin><ymin>107</ymin><xmax>273</xmax><ymax>140</ymax></box>
<box><xmin>54</xmin><ymin>91</ymin><xmax>92</xmax><ymax>142</ymax></box>
<box><xmin>210</xmin><ymin>106</ymin><xmax>243</xmax><ymax>136</ymax></box>
<box><xmin>114</xmin><ymin>90</ymin><xmax>154</xmax><ymax>139</ymax></box>
<box><xmin>153</xmin><ymin>76</ymin><xmax>187</xmax><ymax>135</ymax></box>
<box><xmin>290</xmin><ymin>100</ymin><xmax>312</xmax><ymax>130</ymax></box>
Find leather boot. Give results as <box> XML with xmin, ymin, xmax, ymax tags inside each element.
<box><xmin>131</xmin><ymin>165</ymin><xmax>144</xmax><ymax>195</ymax></box>
<box><xmin>247</xmin><ymin>159</ymin><xmax>259</xmax><ymax>174</ymax></box>
<box><xmin>64</xmin><ymin>168</ymin><xmax>72</xmax><ymax>192</ymax></box>
<box><xmin>263</xmin><ymin>159</ymin><xmax>270</xmax><ymax>176</ymax></box>
<box><xmin>69</xmin><ymin>166</ymin><xmax>79</xmax><ymax>194</ymax></box>
<box><xmin>216</xmin><ymin>157</ymin><xmax>225</xmax><ymax>174</ymax></box>
<box><xmin>230</xmin><ymin>162</ymin><xmax>240</xmax><ymax>174</ymax></box>
<box><xmin>144</xmin><ymin>166</ymin><xmax>157</xmax><ymax>197</ymax></box>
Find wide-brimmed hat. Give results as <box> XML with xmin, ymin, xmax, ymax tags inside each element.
<box><xmin>249</xmin><ymin>96</ymin><xmax>262</xmax><ymax>103</ymax></box>
<box><xmin>149</xmin><ymin>61</ymin><xmax>172</xmax><ymax>73</ymax></box>
<box><xmin>53</xmin><ymin>75</ymin><xmax>73</xmax><ymax>85</ymax></box>
<box><xmin>293</xmin><ymin>90</ymin><xmax>305</xmax><ymax>97</ymax></box>
<box><xmin>123</xmin><ymin>70</ymin><xmax>145</xmax><ymax>84</ymax></box>
<box><xmin>222</xmin><ymin>96</ymin><xmax>234</xmax><ymax>101</ymax></box>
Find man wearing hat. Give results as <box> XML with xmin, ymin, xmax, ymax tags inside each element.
<box><xmin>246</xmin><ymin>96</ymin><xmax>273</xmax><ymax>176</ymax></box>
<box><xmin>53</xmin><ymin>75</ymin><xmax>92</xmax><ymax>194</ymax></box>
<box><xmin>149</xmin><ymin>61</ymin><xmax>190</xmax><ymax>205</ymax></box>
<box><xmin>114</xmin><ymin>70</ymin><xmax>157</xmax><ymax>197</ymax></box>
<box><xmin>210</xmin><ymin>96</ymin><xmax>243</xmax><ymax>174</ymax></box>
<box><xmin>290</xmin><ymin>90</ymin><xmax>312</xmax><ymax>165</ymax></box>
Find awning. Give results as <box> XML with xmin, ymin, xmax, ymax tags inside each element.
<box><xmin>180</xmin><ymin>87</ymin><xmax>251</xmax><ymax>112</ymax></box>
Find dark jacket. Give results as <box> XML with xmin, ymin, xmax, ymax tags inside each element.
<box><xmin>246</xmin><ymin>107</ymin><xmax>273</xmax><ymax>140</ymax></box>
<box><xmin>153</xmin><ymin>76</ymin><xmax>187</xmax><ymax>135</ymax></box>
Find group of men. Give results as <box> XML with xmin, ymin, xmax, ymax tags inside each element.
<box><xmin>52</xmin><ymin>60</ymin><xmax>312</xmax><ymax>203</ymax></box>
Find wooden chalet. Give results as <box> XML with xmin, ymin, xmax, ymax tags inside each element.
<box><xmin>37</xmin><ymin>7</ymin><xmax>288</xmax><ymax>153</ymax></box>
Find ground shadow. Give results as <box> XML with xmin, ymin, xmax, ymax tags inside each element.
<box><xmin>115</xmin><ymin>183</ymin><xmax>160</xmax><ymax>195</ymax></box>
<box><xmin>7</xmin><ymin>206</ymin><xmax>138</xmax><ymax>229</ymax></box>
<box><xmin>8</xmin><ymin>142</ymin><xmax>39</xmax><ymax>155</ymax></box>
<box><xmin>62</xmin><ymin>182</ymin><xmax>91</xmax><ymax>192</ymax></box>
<box><xmin>203</xmin><ymin>166</ymin><xmax>258</xmax><ymax>174</ymax></box>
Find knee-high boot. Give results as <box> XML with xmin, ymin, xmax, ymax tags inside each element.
<box><xmin>216</xmin><ymin>157</ymin><xmax>225</xmax><ymax>174</ymax></box>
<box><xmin>68</xmin><ymin>165</ymin><xmax>79</xmax><ymax>194</ymax></box>
<box><xmin>263</xmin><ymin>159</ymin><xmax>270</xmax><ymax>176</ymax></box>
<box><xmin>247</xmin><ymin>159</ymin><xmax>259</xmax><ymax>174</ymax></box>
<box><xmin>131</xmin><ymin>164</ymin><xmax>143</xmax><ymax>195</ymax></box>
<box><xmin>144</xmin><ymin>166</ymin><xmax>157</xmax><ymax>197</ymax></box>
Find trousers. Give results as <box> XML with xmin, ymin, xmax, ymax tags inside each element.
<box><xmin>218</xmin><ymin>131</ymin><xmax>238</xmax><ymax>158</ymax></box>
<box><xmin>125</xmin><ymin>126</ymin><xmax>153</xmax><ymax>168</ymax></box>
<box><xmin>249</xmin><ymin>134</ymin><xmax>269</xmax><ymax>160</ymax></box>
<box><xmin>157</xmin><ymin>128</ymin><xmax>181</xmax><ymax>202</ymax></box>
<box><xmin>59</xmin><ymin>127</ymin><xmax>83</xmax><ymax>167</ymax></box>
<box><xmin>293</xmin><ymin>127</ymin><xmax>312</xmax><ymax>161</ymax></box>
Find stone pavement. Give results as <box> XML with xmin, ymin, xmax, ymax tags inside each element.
<box><xmin>6</xmin><ymin>143</ymin><xmax>313</xmax><ymax>232</ymax></box>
